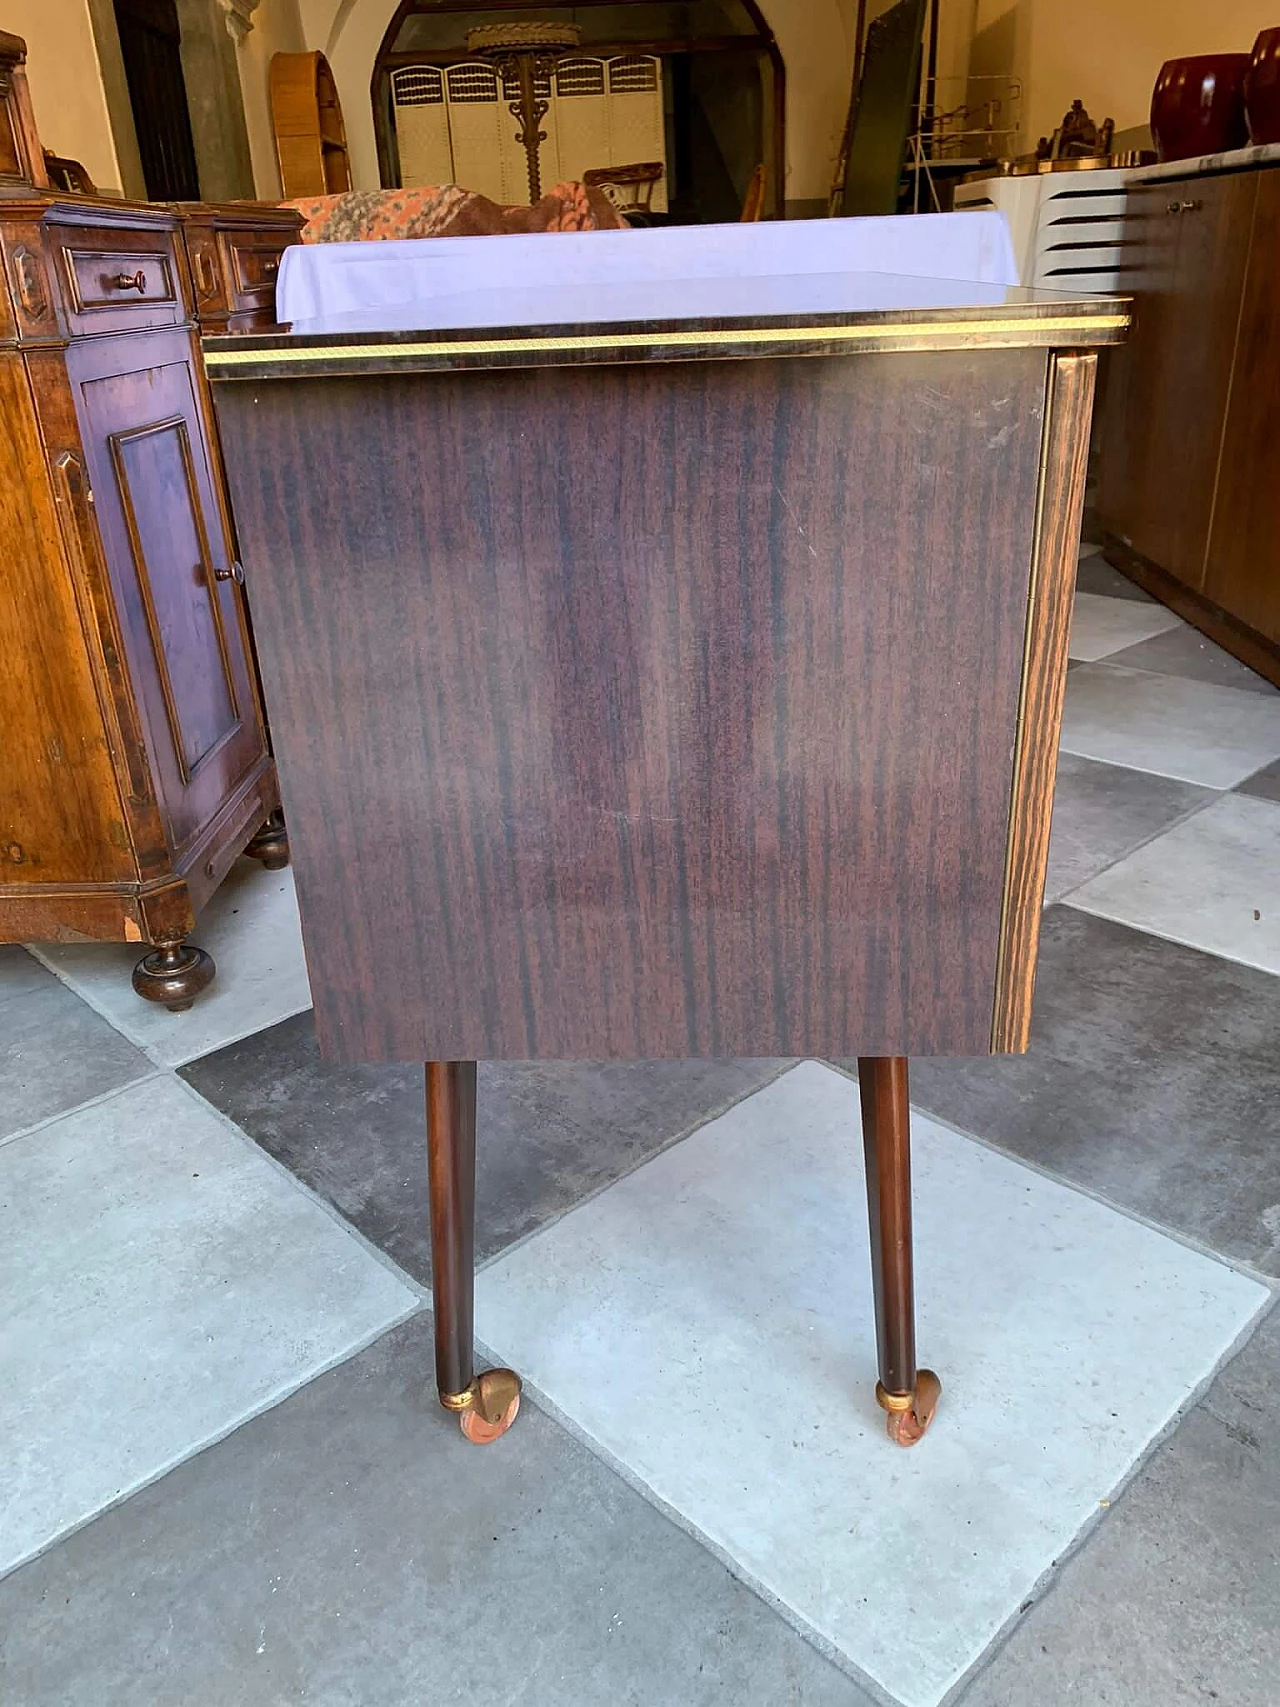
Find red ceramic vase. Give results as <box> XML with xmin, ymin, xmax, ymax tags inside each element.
<box><xmin>1150</xmin><ymin>54</ymin><xmax>1251</xmax><ymax>161</ymax></box>
<box><xmin>1244</xmin><ymin>28</ymin><xmax>1280</xmax><ymax>144</ymax></box>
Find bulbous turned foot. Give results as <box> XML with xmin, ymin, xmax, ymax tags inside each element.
<box><xmin>245</xmin><ymin>813</ymin><xmax>290</xmax><ymax>871</ymax></box>
<box><xmin>132</xmin><ymin>941</ymin><xmax>215</xmax><ymax>1012</ymax></box>
<box><xmin>877</xmin><ymin>1368</ymin><xmax>941</xmax><ymax>1447</ymax></box>
<box><xmin>441</xmin><ymin>1367</ymin><xmax>522</xmax><ymax>1445</ymax></box>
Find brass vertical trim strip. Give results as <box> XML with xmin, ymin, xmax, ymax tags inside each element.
<box><xmin>990</xmin><ymin>350</ymin><xmax>1098</xmax><ymax>1052</ymax></box>
<box><xmin>990</xmin><ymin>360</ymin><xmax>1058</xmax><ymax>1047</ymax></box>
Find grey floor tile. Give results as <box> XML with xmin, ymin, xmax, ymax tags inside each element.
<box><xmin>0</xmin><ymin>1316</ymin><xmax>869</xmax><ymax>1707</ymax></box>
<box><xmin>908</xmin><ymin>907</ymin><xmax>1280</xmax><ymax>1276</ymax></box>
<box><xmin>1104</xmin><ymin>621</ymin><xmax>1279</xmax><ymax>696</ymax></box>
<box><xmin>0</xmin><ymin>944</ymin><xmax>53</xmax><ymax>1004</ymax></box>
<box><xmin>1</xmin><ymin>1077</ymin><xmax>417</xmax><ymax>1576</ymax></box>
<box><xmin>1070</xmin><ymin>793</ymin><xmax>1280</xmax><ymax>977</ymax></box>
<box><xmin>475</xmin><ymin>1061</ymin><xmax>1264</xmax><ymax>1707</ymax></box>
<box><xmin>1237</xmin><ymin>756</ymin><xmax>1280</xmax><ymax>803</ymax></box>
<box><xmin>1060</xmin><ymin>662</ymin><xmax>1280</xmax><ymax>787</ymax></box>
<box><xmin>1076</xmin><ymin>552</ymin><xmax>1157</xmax><ymax>603</ymax></box>
<box><xmin>1045</xmin><ymin>753</ymin><xmax>1213</xmax><ymax>902</ymax></box>
<box><xmin>0</xmin><ymin>950</ymin><xmax>150</xmax><ymax>1141</ymax></box>
<box><xmin>181</xmin><ymin>1014</ymin><xmax>788</xmax><ymax>1280</ymax></box>
<box><xmin>1067</xmin><ymin>592</ymin><xmax>1181</xmax><ymax>662</ymax></box>
<box><xmin>961</xmin><ymin>1305</ymin><xmax>1280</xmax><ymax>1707</ymax></box>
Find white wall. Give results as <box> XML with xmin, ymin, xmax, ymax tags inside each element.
<box><xmin>237</xmin><ymin>0</ymin><xmax>307</xmax><ymax>197</ymax></box>
<box><xmin>292</xmin><ymin>0</ymin><xmax>983</xmax><ymax>206</ymax></box>
<box><xmin>6</xmin><ymin>0</ymin><xmax>121</xmax><ymax>190</ymax></box>
<box><xmin>765</xmin><ymin>0</ymin><xmax>856</xmax><ymax>203</ymax></box>
<box><xmin>975</xmin><ymin>0</ymin><xmax>1276</xmax><ymax>149</ymax></box>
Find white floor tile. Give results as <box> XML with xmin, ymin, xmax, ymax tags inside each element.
<box><xmin>0</xmin><ymin>1076</ymin><xmax>418</xmax><ymax>1577</ymax></box>
<box><xmin>1067</xmin><ymin>592</ymin><xmax>1182</xmax><ymax>662</ymax></box>
<box><xmin>475</xmin><ymin>1062</ymin><xmax>1266</xmax><ymax>1707</ymax></box>
<box><xmin>1069</xmin><ymin>792</ymin><xmax>1280</xmax><ymax>975</ymax></box>
<box><xmin>1060</xmin><ymin>664</ymin><xmax>1280</xmax><ymax>788</ymax></box>
<box><xmin>31</xmin><ymin>859</ymin><xmax>312</xmax><ymax>1067</ymax></box>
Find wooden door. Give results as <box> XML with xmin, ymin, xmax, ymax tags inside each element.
<box><xmin>1098</xmin><ymin>173</ymin><xmax>1256</xmax><ymax>588</ymax></box>
<box><xmin>1203</xmin><ymin>170</ymin><xmax>1280</xmax><ymax>644</ymax></box>
<box><xmin>70</xmin><ymin>333</ymin><xmax>266</xmax><ymax>855</ymax></box>
<box><xmin>114</xmin><ymin>0</ymin><xmax>200</xmax><ymax>200</ymax></box>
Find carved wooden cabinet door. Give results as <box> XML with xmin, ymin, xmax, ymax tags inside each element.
<box><xmin>67</xmin><ymin>331</ymin><xmax>268</xmax><ymax>855</ymax></box>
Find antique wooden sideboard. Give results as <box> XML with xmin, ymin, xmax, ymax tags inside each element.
<box><xmin>1098</xmin><ymin>156</ymin><xmax>1280</xmax><ymax>686</ymax></box>
<box><xmin>0</xmin><ymin>31</ymin><xmax>300</xmax><ymax>1009</ymax></box>
<box><xmin>206</xmin><ymin>266</ymin><xmax>1126</xmax><ymax>1447</ymax></box>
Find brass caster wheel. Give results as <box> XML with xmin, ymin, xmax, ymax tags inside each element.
<box><xmin>441</xmin><ymin>1368</ymin><xmax>522</xmax><ymax>1445</ymax></box>
<box><xmin>876</xmin><ymin>1369</ymin><xmax>941</xmax><ymax>1448</ymax></box>
<box><xmin>132</xmin><ymin>942</ymin><xmax>215</xmax><ymax>1012</ymax></box>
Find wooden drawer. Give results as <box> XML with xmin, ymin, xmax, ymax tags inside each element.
<box><xmin>51</xmin><ymin>222</ymin><xmax>185</xmax><ymax>335</ymax></box>
<box><xmin>184</xmin><ymin>229</ymin><xmax>229</xmax><ymax>317</ymax></box>
<box><xmin>221</xmin><ymin>232</ymin><xmax>287</xmax><ymax>314</ymax></box>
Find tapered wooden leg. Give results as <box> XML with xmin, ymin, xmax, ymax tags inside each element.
<box><xmin>425</xmin><ymin>1061</ymin><xmax>521</xmax><ymax>1444</ymax></box>
<box><xmin>858</xmin><ymin>1056</ymin><xmax>941</xmax><ymax>1447</ymax></box>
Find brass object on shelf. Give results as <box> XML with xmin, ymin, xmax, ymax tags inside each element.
<box><xmin>1037</xmin><ymin>98</ymin><xmax>1115</xmax><ymax>162</ymax></box>
<box><xmin>961</xmin><ymin>143</ymin><xmax>1157</xmax><ymax>185</ymax></box>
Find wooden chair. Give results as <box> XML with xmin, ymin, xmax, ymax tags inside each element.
<box><xmin>42</xmin><ymin>150</ymin><xmax>96</xmax><ymax>195</ymax></box>
<box><xmin>740</xmin><ymin>163</ymin><xmax>767</xmax><ymax>221</ymax></box>
<box><xmin>583</xmin><ymin>161</ymin><xmax>664</xmax><ymax>221</ymax></box>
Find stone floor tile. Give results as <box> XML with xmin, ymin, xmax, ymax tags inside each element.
<box><xmin>1070</xmin><ymin>792</ymin><xmax>1280</xmax><ymax>976</ymax></box>
<box><xmin>1075</xmin><ymin>552</ymin><xmax>1157</xmax><ymax>603</ymax></box>
<box><xmin>1067</xmin><ymin>591</ymin><xmax>1181</xmax><ymax>662</ymax></box>
<box><xmin>181</xmin><ymin>1014</ymin><xmax>789</xmax><ymax>1280</ymax></box>
<box><xmin>0</xmin><ymin>948</ymin><xmax>150</xmax><ymax>1142</ymax></box>
<box><xmin>0</xmin><ymin>1316</ymin><xmax>870</xmax><ymax>1707</ymax></box>
<box><xmin>0</xmin><ymin>1076</ymin><xmax>417</xmax><ymax>1576</ymax></box>
<box><xmin>961</xmin><ymin>1305</ymin><xmax>1280</xmax><ymax>1707</ymax></box>
<box><xmin>0</xmin><ymin>944</ymin><xmax>54</xmax><ymax>1004</ymax></box>
<box><xmin>1236</xmin><ymin>756</ymin><xmax>1280</xmax><ymax>803</ymax></box>
<box><xmin>1105</xmin><ymin>621</ymin><xmax>1279</xmax><ymax>696</ymax></box>
<box><xmin>911</xmin><ymin>907</ymin><xmax>1280</xmax><ymax>1275</ymax></box>
<box><xmin>474</xmin><ymin>1062</ymin><xmax>1265</xmax><ymax>1707</ymax></box>
<box><xmin>1045</xmin><ymin>753</ymin><xmax>1213</xmax><ymax>903</ymax></box>
<box><xmin>1059</xmin><ymin>663</ymin><xmax>1280</xmax><ymax>787</ymax></box>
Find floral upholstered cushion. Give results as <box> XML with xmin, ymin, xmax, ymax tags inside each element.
<box><xmin>286</xmin><ymin>182</ymin><xmax>626</xmax><ymax>243</ymax></box>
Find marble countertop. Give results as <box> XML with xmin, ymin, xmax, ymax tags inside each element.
<box><xmin>1129</xmin><ymin>140</ymin><xmax>1280</xmax><ymax>182</ymax></box>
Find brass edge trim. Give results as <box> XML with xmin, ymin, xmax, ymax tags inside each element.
<box><xmin>204</xmin><ymin>314</ymin><xmax>1129</xmax><ymax>370</ymax></box>
<box><xmin>990</xmin><ymin>354</ymin><xmax>1061</xmax><ymax>1052</ymax></box>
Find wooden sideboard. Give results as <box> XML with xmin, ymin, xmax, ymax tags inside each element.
<box><xmin>175</xmin><ymin>200</ymin><xmax>299</xmax><ymax>334</ymax></box>
<box><xmin>0</xmin><ymin>32</ymin><xmax>301</xmax><ymax>1009</ymax></box>
<box><xmin>1098</xmin><ymin>161</ymin><xmax>1280</xmax><ymax>686</ymax></box>
<box><xmin>208</xmin><ymin>275</ymin><xmax>1123</xmax><ymax>1446</ymax></box>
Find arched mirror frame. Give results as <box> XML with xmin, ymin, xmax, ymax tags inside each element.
<box><xmin>371</xmin><ymin>0</ymin><xmax>785</xmax><ymax>219</ymax></box>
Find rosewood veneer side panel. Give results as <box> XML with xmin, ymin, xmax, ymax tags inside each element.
<box><xmin>214</xmin><ymin>348</ymin><xmax>1048</xmax><ymax>1061</ymax></box>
